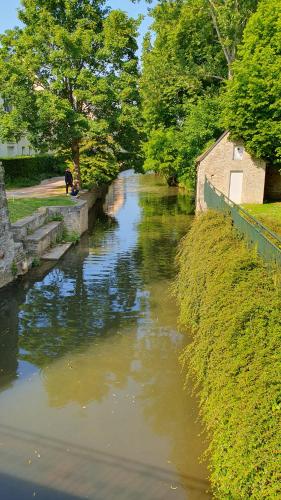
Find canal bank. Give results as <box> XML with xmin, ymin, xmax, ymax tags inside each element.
<box><xmin>175</xmin><ymin>210</ymin><xmax>281</xmax><ymax>499</ymax></box>
<box><xmin>0</xmin><ymin>171</ymin><xmax>209</xmax><ymax>499</ymax></box>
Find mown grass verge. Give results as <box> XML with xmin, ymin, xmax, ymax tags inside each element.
<box><xmin>243</xmin><ymin>202</ymin><xmax>281</xmax><ymax>237</ymax></box>
<box><xmin>174</xmin><ymin>210</ymin><xmax>281</xmax><ymax>499</ymax></box>
<box><xmin>8</xmin><ymin>197</ymin><xmax>74</xmax><ymax>223</ymax></box>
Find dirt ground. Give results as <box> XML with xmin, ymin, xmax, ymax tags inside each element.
<box><xmin>6</xmin><ymin>177</ymin><xmax>66</xmax><ymax>199</ymax></box>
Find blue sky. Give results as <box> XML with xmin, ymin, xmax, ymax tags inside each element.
<box><xmin>0</xmin><ymin>0</ymin><xmax>157</xmax><ymax>55</ymax></box>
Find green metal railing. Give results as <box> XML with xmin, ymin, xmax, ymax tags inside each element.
<box><xmin>204</xmin><ymin>178</ymin><xmax>281</xmax><ymax>265</ymax></box>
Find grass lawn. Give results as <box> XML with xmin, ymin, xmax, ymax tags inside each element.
<box><xmin>243</xmin><ymin>202</ymin><xmax>281</xmax><ymax>236</ymax></box>
<box><xmin>8</xmin><ymin>196</ymin><xmax>74</xmax><ymax>223</ymax></box>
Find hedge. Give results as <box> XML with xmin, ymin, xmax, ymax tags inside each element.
<box><xmin>1</xmin><ymin>155</ymin><xmax>66</xmax><ymax>182</ymax></box>
<box><xmin>174</xmin><ymin>211</ymin><xmax>281</xmax><ymax>499</ymax></box>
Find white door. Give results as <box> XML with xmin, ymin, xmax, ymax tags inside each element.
<box><xmin>229</xmin><ymin>171</ymin><xmax>243</xmax><ymax>204</ymax></box>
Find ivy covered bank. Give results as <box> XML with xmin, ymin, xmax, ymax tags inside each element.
<box><xmin>175</xmin><ymin>211</ymin><xmax>281</xmax><ymax>499</ymax></box>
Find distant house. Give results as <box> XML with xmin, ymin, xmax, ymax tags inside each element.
<box><xmin>0</xmin><ymin>136</ymin><xmax>36</xmax><ymax>158</ymax></box>
<box><xmin>0</xmin><ymin>97</ymin><xmax>35</xmax><ymax>158</ymax></box>
<box><xmin>196</xmin><ymin>131</ymin><xmax>267</xmax><ymax>212</ymax></box>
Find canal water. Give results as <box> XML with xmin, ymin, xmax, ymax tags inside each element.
<box><xmin>0</xmin><ymin>171</ymin><xmax>210</xmax><ymax>500</ymax></box>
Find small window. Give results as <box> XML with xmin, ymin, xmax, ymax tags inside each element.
<box><xmin>233</xmin><ymin>146</ymin><xmax>244</xmax><ymax>160</ymax></box>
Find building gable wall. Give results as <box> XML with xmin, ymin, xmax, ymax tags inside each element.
<box><xmin>196</xmin><ymin>132</ymin><xmax>266</xmax><ymax>211</ymax></box>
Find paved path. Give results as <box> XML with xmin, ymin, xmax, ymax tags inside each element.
<box><xmin>7</xmin><ymin>177</ymin><xmax>66</xmax><ymax>199</ymax></box>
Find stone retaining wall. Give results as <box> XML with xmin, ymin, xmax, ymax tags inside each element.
<box><xmin>0</xmin><ymin>163</ymin><xmax>17</xmax><ymax>288</ymax></box>
<box><xmin>0</xmin><ymin>179</ymin><xmax>106</xmax><ymax>289</ymax></box>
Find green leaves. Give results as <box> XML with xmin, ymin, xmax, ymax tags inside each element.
<box><xmin>223</xmin><ymin>0</ymin><xmax>281</xmax><ymax>164</ymax></box>
<box><xmin>140</xmin><ymin>0</ymin><xmax>258</xmax><ymax>185</ymax></box>
<box><xmin>175</xmin><ymin>211</ymin><xmax>281</xmax><ymax>499</ymax></box>
<box><xmin>0</xmin><ymin>0</ymin><xmax>141</xmax><ymax>182</ymax></box>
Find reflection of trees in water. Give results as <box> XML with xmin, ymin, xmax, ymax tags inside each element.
<box><xmin>42</xmin><ymin>299</ymin><xmax>207</xmax><ymax>493</ymax></box>
<box><xmin>0</xmin><ymin>173</ymin><xmax>208</xmax><ymax>495</ymax></box>
<box><xmin>136</xmin><ymin>192</ymin><xmax>193</xmax><ymax>283</ymax></box>
<box><xmin>0</xmin><ymin>286</ymin><xmax>24</xmax><ymax>390</ymax></box>
<box><xmin>139</xmin><ymin>191</ymin><xmax>193</xmax><ymax>217</ymax></box>
<box><xmin>18</xmin><ymin>232</ymin><xmax>140</xmax><ymax>368</ymax></box>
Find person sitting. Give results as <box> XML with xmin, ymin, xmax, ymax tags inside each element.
<box><xmin>64</xmin><ymin>167</ymin><xmax>73</xmax><ymax>194</ymax></box>
<box><xmin>70</xmin><ymin>180</ymin><xmax>80</xmax><ymax>197</ymax></box>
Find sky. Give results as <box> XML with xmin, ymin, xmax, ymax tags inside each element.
<box><xmin>0</xmin><ymin>0</ymin><xmax>157</xmax><ymax>56</ymax></box>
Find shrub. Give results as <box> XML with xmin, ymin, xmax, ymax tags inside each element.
<box><xmin>79</xmin><ymin>155</ymin><xmax>120</xmax><ymax>188</ymax></box>
<box><xmin>175</xmin><ymin>211</ymin><xmax>281</xmax><ymax>499</ymax></box>
<box><xmin>1</xmin><ymin>155</ymin><xmax>66</xmax><ymax>184</ymax></box>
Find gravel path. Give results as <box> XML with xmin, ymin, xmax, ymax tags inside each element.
<box><xmin>6</xmin><ymin>177</ymin><xmax>66</xmax><ymax>199</ymax></box>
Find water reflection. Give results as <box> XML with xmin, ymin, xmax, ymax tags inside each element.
<box><xmin>0</xmin><ymin>172</ymin><xmax>209</xmax><ymax>499</ymax></box>
<box><xmin>0</xmin><ymin>288</ymin><xmax>20</xmax><ymax>389</ymax></box>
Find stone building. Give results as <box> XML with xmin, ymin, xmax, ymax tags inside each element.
<box><xmin>196</xmin><ymin>131</ymin><xmax>267</xmax><ymax>212</ymax></box>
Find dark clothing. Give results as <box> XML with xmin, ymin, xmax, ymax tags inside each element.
<box><xmin>65</xmin><ymin>170</ymin><xmax>73</xmax><ymax>184</ymax></box>
<box><xmin>70</xmin><ymin>187</ymin><xmax>79</xmax><ymax>197</ymax></box>
<box><xmin>65</xmin><ymin>170</ymin><xmax>73</xmax><ymax>194</ymax></box>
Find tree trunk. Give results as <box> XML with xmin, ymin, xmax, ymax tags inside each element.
<box><xmin>71</xmin><ymin>139</ymin><xmax>81</xmax><ymax>186</ymax></box>
<box><xmin>167</xmin><ymin>175</ymin><xmax>178</xmax><ymax>187</ymax></box>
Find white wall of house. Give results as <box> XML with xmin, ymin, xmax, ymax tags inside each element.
<box><xmin>0</xmin><ymin>97</ymin><xmax>35</xmax><ymax>158</ymax></box>
<box><xmin>196</xmin><ymin>132</ymin><xmax>266</xmax><ymax>212</ymax></box>
<box><xmin>0</xmin><ymin>136</ymin><xmax>36</xmax><ymax>158</ymax></box>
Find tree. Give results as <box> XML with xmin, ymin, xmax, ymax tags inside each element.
<box><xmin>0</xmin><ymin>1</ymin><xmax>140</xmax><ymax>183</ymax></box>
<box><xmin>223</xmin><ymin>0</ymin><xmax>281</xmax><ymax>164</ymax></box>
<box><xmin>138</xmin><ymin>0</ymin><xmax>258</xmax><ymax>78</ymax></box>
<box><xmin>140</xmin><ymin>0</ymin><xmax>258</xmax><ymax>185</ymax></box>
<box><xmin>140</xmin><ymin>0</ymin><xmax>225</xmax><ymax>184</ymax></box>
<box><xmin>205</xmin><ymin>0</ymin><xmax>258</xmax><ymax>78</ymax></box>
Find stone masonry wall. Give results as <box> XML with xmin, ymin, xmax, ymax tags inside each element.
<box><xmin>196</xmin><ymin>133</ymin><xmax>266</xmax><ymax>212</ymax></box>
<box><xmin>0</xmin><ymin>162</ymin><xmax>16</xmax><ymax>288</ymax></box>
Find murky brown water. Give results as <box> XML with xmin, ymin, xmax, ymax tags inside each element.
<box><xmin>0</xmin><ymin>172</ymin><xmax>210</xmax><ymax>499</ymax></box>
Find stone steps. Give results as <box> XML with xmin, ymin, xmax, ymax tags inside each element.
<box><xmin>11</xmin><ymin>207</ymin><xmax>49</xmax><ymax>242</ymax></box>
<box><xmin>26</xmin><ymin>220</ymin><xmax>64</xmax><ymax>257</ymax></box>
<box><xmin>42</xmin><ymin>242</ymin><xmax>72</xmax><ymax>261</ymax></box>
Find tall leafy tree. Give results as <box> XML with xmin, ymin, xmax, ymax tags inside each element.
<box><xmin>140</xmin><ymin>0</ymin><xmax>225</xmax><ymax>184</ymax></box>
<box><xmin>0</xmin><ymin>0</ymin><xmax>140</xmax><ymax>183</ymax></box>
<box><xmin>140</xmin><ymin>0</ymin><xmax>258</xmax><ymax>184</ymax></box>
<box><xmin>223</xmin><ymin>0</ymin><xmax>281</xmax><ymax>164</ymax></box>
<box><xmin>205</xmin><ymin>0</ymin><xmax>258</xmax><ymax>78</ymax></box>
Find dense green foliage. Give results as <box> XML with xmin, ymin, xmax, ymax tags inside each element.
<box><xmin>140</xmin><ymin>0</ymin><xmax>258</xmax><ymax>185</ymax></box>
<box><xmin>223</xmin><ymin>0</ymin><xmax>281</xmax><ymax>164</ymax></box>
<box><xmin>175</xmin><ymin>211</ymin><xmax>281</xmax><ymax>499</ymax></box>
<box><xmin>0</xmin><ymin>0</ymin><xmax>141</xmax><ymax>184</ymax></box>
<box><xmin>2</xmin><ymin>155</ymin><xmax>65</xmax><ymax>187</ymax></box>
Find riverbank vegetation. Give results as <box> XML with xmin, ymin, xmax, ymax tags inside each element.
<box><xmin>175</xmin><ymin>211</ymin><xmax>281</xmax><ymax>499</ymax></box>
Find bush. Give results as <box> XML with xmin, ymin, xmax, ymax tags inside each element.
<box><xmin>175</xmin><ymin>211</ymin><xmax>281</xmax><ymax>499</ymax></box>
<box><xmin>79</xmin><ymin>153</ymin><xmax>120</xmax><ymax>189</ymax></box>
<box><xmin>1</xmin><ymin>155</ymin><xmax>66</xmax><ymax>184</ymax></box>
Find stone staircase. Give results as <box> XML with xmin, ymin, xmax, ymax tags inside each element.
<box><xmin>26</xmin><ymin>220</ymin><xmax>64</xmax><ymax>256</ymax></box>
<box><xmin>11</xmin><ymin>208</ymin><xmax>72</xmax><ymax>264</ymax></box>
